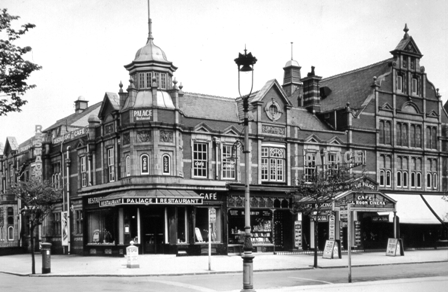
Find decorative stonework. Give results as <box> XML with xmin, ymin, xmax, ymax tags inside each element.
<box><xmin>122</xmin><ymin>133</ymin><xmax>130</xmax><ymax>145</ymax></box>
<box><xmin>105</xmin><ymin>123</ymin><xmax>114</xmax><ymax>135</ymax></box>
<box><xmin>137</xmin><ymin>130</ymin><xmax>151</xmax><ymax>143</ymax></box>
<box><xmin>264</xmin><ymin>99</ymin><xmax>283</xmax><ymax>121</ymax></box>
<box><xmin>160</xmin><ymin>130</ymin><xmax>173</xmax><ymax>143</ymax></box>
<box><xmin>227</xmin><ymin>195</ymin><xmax>287</xmax><ymax>209</ymax></box>
<box><xmin>261</xmin><ymin>124</ymin><xmax>286</xmax><ymax>136</ymax></box>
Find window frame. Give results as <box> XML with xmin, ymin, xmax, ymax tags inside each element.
<box><xmin>140</xmin><ymin>154</ymin><xmax>150</xmax><ymax>175</ymax></box>
<box><xmin>221</xmin><ymin>144</ymin><xmax>236</xmax><ymax>180</ymax></box>
<box><xmin>162</xmin><ymin>154</ymin><xmax>171</xmax><ymax>175</ymax></box>
<box><xmin>193</xmin><ymin>142</ymin><xmax>208</xmax><ymax>178</ymax></box>
<box><xmin>107</xmin><ymin>147</ymin><xmax>115</xmax><ymax>182</ymax></box>
<box><xmin>261</xmin><ymin>146</ymin><xmax>285</xmax><ymax>183</ymax></box>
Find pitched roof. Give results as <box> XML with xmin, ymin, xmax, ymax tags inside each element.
<box><xmin>43</xmin><ymin>101</ymin><xmax>102</xmax><ymax>132</ymax></box>
<box><xmin>289</xmin><ymin>108</ymin><xmax>330</xmax><ymax>131</ymax></box>
<box><xmin>319</xmin><ymin>59</ymin><xmax>392</xmax><ymax>113</ymax></box>
<box><xmin>180</xmin><ymin>92</ymin><xmax>239</xmax><ymax>122</ymax></box>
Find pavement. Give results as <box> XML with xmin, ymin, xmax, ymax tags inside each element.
<box><xmin>1</xmin><ymin>248</ymin><xmax>447</xmax><ymax>278</ymax></box>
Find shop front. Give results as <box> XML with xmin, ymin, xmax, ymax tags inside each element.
<box><xmin>83</xmin><ymin>189</ymin><xmax>228</xmax><ymax>256</ymax></box>
<box><xmin>227</xmin><ymin>191</ymin><xmax>294</xmax><ymax>254</ymax></box>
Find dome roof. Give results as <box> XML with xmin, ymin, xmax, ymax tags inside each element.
<box><xmin>284</xmin><ymin>59</ymin><xmax>300</xmax><ymax>67</ymax></box>
<box><xmin>88</xmin><ymin>114</ymin><xmax>100</xmax><ymax>123</ymax></box>
<box><xmin>77</xmin><ymin>95</ymin><xmax>87</xmax><ymax>101</ymax></box>
<box><xmin>134</xmin><ymin>39</ymin><xmax>168</xmax><ymax>62</ymax></box>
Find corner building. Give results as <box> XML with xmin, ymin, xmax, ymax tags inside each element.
<box><xmin>1</xmin><ymin>22</ymin><xmax>448</xmax><ymax>256</ymax></box>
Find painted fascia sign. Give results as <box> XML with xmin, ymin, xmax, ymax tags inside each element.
<box><xmin>133</xmin><ymin>109</ymin><xmax>153</xmax><ymax>122</ymax></box>
<box><xmin>305</xmin><ymin>150</ymin><xmax>365</xmax><ymax>166</ymax></box>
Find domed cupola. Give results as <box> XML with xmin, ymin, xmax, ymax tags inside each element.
<box><xmin>282</xmin><ymin>42</ymin><xmax>302</xmax><ymax>99</ymax></box>
<box><xmin>124</xmin><ymin>4</ymin><xmax>177</xmax><ymax>92</ymax></box>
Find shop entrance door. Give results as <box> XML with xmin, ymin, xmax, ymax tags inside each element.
<box><xmin>142</xmin><ymin>208</ymin><xmax>165</xmax><ymax>254</ymax></box>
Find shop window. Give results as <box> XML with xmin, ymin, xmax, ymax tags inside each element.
<box><xmin>221</xmin><ymin>144</ymin><xmax>235</xmax><ymax>179</ymax></box>
<box><xmin>80</xmin><ymin>156</ymin><xmax>87</xmax><ymax>187</ymax></box>
<box><xmin>87</xmin><ymin>209</ymin><xmax>116</xmax><ymax>244</ymax></box>
<box><xmin>0</xmin><ymin>226</ymin><xmax>3</xmax><ymax>241</ymax></box>
<box><xmin>177</xmin><ymin>207</ymin><xmax>188</xmax><ymax>244</ymax></box>
<box><xmin>0</xmin><ymin>207</ymin><xmax>4</xmax><ymax>241</ymax></box>
<box><xmin>193</xmin><ymin>142</ymin><xmax>208</xmax><ymax>178</ymax></box>
<box><xmin>8</xmin><ymin>226</ymin><xmax>14</xmax><ymax>241</ymax></box>
<box><xmin>53</xmin><ymin>212</ymin><xmax>61</xmax><ymax>236</ymax></box>
<box><xmin>228</xmin><ymin>209</ymin><xmax>272</xmax><ymax>246</ymax></box>
<box><xmin>76</xmin><ymin>210</ymin><xmax>83</xmax><ymax>234</ymax></box>
<box><xmin>194</xmin><ymin>207</ymin><xmax>221</xmax><ymax>243</ymax></box>
<box><xmin>107</xmin><ymin>147</ymin><xmax>115</xmax><ymax>182</ymax></box>
<box><xmin>261</xmin><ymin>146</ymin><xmax>285</xmax><ymax>182</ymax></box>
<box><xmin>162</xmin><ymin>154</ymin><xmax>171</xmax><ymax>175</ymax></box>
<box><xmin>125</xmin><ymin>155</ymin><xmax>131</xmax><ymax>177</ymax></box>
<box><xmin>141</xmin><ymin>154</ymin><xmax>149</xmax><ymax>174</ymax></box>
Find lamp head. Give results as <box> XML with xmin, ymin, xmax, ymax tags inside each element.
<box><xmin>235</xmin><ymin>49</ymin><xmax>257</xmax><ymax>72</ymax></box>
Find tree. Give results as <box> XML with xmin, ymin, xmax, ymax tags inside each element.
<box><xmin>8</xmin><ymin>178</ymin><xmax>62</xmax><ymax>274</ymax></box>
<box><xmin>290</xmin><ymin>163</ymin><xmax>364</xmax><ymax>268</ymax></box>
<box><xmin>0</xmin><ymin>8</ymin><xmax>42</xmax><ymax>116</ymax></box>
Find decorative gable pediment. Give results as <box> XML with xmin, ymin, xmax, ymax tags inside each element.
<box><xmin>305</xmin><ymin>134</ymin><xmax>322</xmax><ymax>144</ymax></box>
<box><xmin>427</xmin><ymin>110</ymin><xmax>439</xmax><ymax>118</ymax></box>
<box><xmin>98</xmin><ymin>92</ymin><xmax>120</xmax><ymax>121</ymax></box>
<box><xmin>379</xmin><ymin>102</ymin><xmax>393</xmax><ymax>111</ymax></box>
<box><xmin>194</xmin><ymin>123</ymin><xmax>213</xmax><ymax>133</ymax></box>
<box><xmin>222</xmin><ymin>126</ymin><xmax>241</xmax><ymax>136</ymax></box>
<box><xmin>328</xmin><ymin>137</ymin><xmax>343</xmax><ymax>145</ymax></box>
<box><xmin>401</xmin><ymin>102</ymin><xmax>420</xmax><ymax>114</ymax></box>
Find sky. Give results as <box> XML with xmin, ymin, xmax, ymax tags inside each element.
<box><xmin>1</xmin><ymin>0</ymin><xmax>448</xmax><ymax>145</ymax></box>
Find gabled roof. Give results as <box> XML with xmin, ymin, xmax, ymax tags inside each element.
<box><xmin>43</xmin><ymin>101</ymin><xmax>102</xmax><ymax>132</ymax></box>
<box><xmin>391</xmin><ymin>25</ymin><xmax>423</xmax><ymax>58</ymax></box>
<box><xmin>3</xmin><ymin>136</ymin><xmax>18</xmax><ymax>155</ymax></box>
<box><xmin>236</xmin><ymin>79</ymin><xmax>292</xmax><ymax>120</ymax></box>
<box><xmin>180</xmin><ymin>92</ymin><xmax>239</xmax><ymax>122</ymax></box>
<box><xmin>319</xmin><ymin>59</ymin><xmax>392</xmax><ymax>113</ymax></box>
<box><xmin>98</xmin><ymin>92</ymin><xmax>121</xmax><ymax>120</ymax></box>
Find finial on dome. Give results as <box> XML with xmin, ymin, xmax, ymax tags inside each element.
<box><xmin>403</xmin><ymin>23</ymin><xmax>409</xmax><ymax>39</ymax></box>
<box><xmin>119</xmin><ymin>81</ymin><xmax>123</xmax><ymax>93</ymax></box>
<box><xmin>147</xmin><ymin>0</ymin><xmax>154</xmax><ymax>42</ymax></box>
<box><xmin>179</xmin><ymin>82</ymin><xmax>183</xmax><ymax>91</ymax></box>
<box><xmin>291</xmin><ymin>42</ymin><xmax>293</xmax><ymax>60</ymax></box>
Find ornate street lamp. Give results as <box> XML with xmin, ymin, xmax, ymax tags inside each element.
<box><xmin>235</xmin><ymin>47</ymin><xmax>257</xmax><ymax>292</ymax></box>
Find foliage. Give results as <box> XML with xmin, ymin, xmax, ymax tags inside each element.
<box><xmin>290</xmin><ymin>164</ymin><xmax>364</xmax><ymax>268</ymax></box>
<box><xmin>0</xmin><ymin>8</ymin><xmax>42</xmax><ymax>116</ymax></box>
<box><xmin>8</xmin><ymin>177</ymin><xmax>62</xmax><ymax>274</ymax></box>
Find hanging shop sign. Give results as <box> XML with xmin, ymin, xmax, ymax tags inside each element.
<box><xmin>133</xmin><ymin>109</ymin><xmax>153</xmax><ymax>121</ymax></box>
<box><xmin>99</xmin><ymin>197</ymin><xmax>203</xmax><ymax>207</ymax></box>
<box><xmin>33</xmin><ymin>125</ymin><xmax>43</xmax><ymax>180</ymax></box>
<box><xmin>52</xmin><ymin>127</ymin><xmax>88</xmax><ymax>144</ymax></box>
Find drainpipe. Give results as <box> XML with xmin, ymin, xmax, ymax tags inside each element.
<box><xmin>66</xmin><ymin>146</ymin><xmax>71</xmax><ymax>254</ymax></box>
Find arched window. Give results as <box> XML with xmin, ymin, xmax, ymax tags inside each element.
<box><xmin>7</xmin><ymin>207</ymin><xmax>13</xmax><ymax>225</ymax></box>
<box><xmin>140</xmin><ymin>154</ymin><xmax>149</xmax><ymax>175</ymax></box>
<box><xmin>125</xmin><ymin>155</ymin><xmax>131</xmax><ymax>177</ymax></box>
<box><xmin>162</xmin><ymin>154</ymin><xmax>171</xmax><ymax>175</ymax></box>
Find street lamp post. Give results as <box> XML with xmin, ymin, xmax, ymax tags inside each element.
<box><xmin>235</xmin><ymin>48</ymin><xmax>257</xmax><ymax>292</ymax></box>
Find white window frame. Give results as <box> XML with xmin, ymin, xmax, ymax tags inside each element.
<box><xmin>7</xmin><ymin>226</ymin><xmax>14</xmax><ymax>241</ymax></box>
<box><xmin>221</xmin><ymin>144</ymin><xmax>235</xmax><ymax>180</ymax></box>
<box><xmin>193</xmin><ymin>142</ymin><xmax>208</xmax><ymax>178</ymax></box>
<box><xmin>261</xmin><ymin>146</ymin><xmax>285</xmax><ymax>182</ymax></box>
<box><xmin>397</xmin><ymin>75</ymin><xmax>403</xmax><ymax>93</ymax></box>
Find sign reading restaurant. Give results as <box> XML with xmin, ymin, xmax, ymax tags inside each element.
<box><xmin>99</xmin><ymin>197</ymin><xmax>203</xmax><ymax>207</ymax></box>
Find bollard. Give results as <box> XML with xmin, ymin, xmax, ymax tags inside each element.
<box><xmin>41</xmin><ymin>242</ymin><xmax>52</xmax><ymax>274</ymax></box>
<box><xmin>126</xmin><ymin>241</ymin><xmax>139</xmax><ymax>268</ymax></box>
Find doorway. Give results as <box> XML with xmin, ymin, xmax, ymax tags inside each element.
<box><xmin>141</xmin><ymin>207</ymin><xmax>165</xmax><ymax>254</ymax></box>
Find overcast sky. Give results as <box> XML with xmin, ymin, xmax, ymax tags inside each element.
<box><xmin>1</xmin><ymin>0</ymin><xmax>448</xmax><ymax>145</ymax></box>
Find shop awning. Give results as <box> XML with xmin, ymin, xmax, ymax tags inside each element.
<box><xmin>98</xmin><ymin>189</ymin><xmax>204</xmax><ymax>207</ymax></box>
<box><xmin>384</xmin><ymin>194</ymin><xmax>448</xmax><ymax>224</ymax></box>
